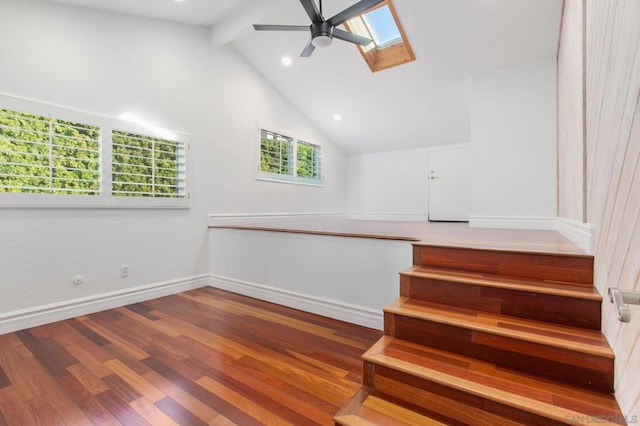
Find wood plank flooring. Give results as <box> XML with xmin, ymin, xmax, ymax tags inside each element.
<box><xmin>0</xmin><ymin>288</ymin><xmax>382</xmax><ymax>425</ymax></box>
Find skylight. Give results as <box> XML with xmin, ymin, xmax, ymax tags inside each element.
<box><xmin>362</xmin><ymin>5</ymin><xmax>401</xmax><ymax>48</ymax></box>
<box><xmin>344</xmin><ymin>0</ymin><xmax>415</xmax><ymax>73</ymax></box>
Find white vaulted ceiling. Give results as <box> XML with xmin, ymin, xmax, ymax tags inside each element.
<box><xmin>47</xmin><ymin>0</ymin><xmax>562</xmax><ymax>154</ymax></box>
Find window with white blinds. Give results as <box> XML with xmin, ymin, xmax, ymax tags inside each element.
<box><xmin>259</xmin><ymin>129</ymin><xmax>293</xmax><ymax>176</ymax></box>
<box><xmin>0</xmin><ymin>108</ymin><xmax>101</xmax><ymax>195</ymax></box>
<box><xmin>258</xmin><ymin>128</ymin><xmax>323</xmax><ymax>185</ymax></box>
<box><xmin>0</xmin><ymin>96</ymin><xmax>189</xmax><ymax>208</ymax></box>
<box><xmin>112</xmin><ymin>131</ymin><xmax>186</xmax><ymax>198</ymax></box>
<box><xmin>296</xmin><ymin>140</ymin><xmax>322</xmax><ymax>182</ymax></box>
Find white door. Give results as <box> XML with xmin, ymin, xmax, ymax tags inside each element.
<box><xmin>428</xmin><ymin>145</ymin><xmax>470</xmax><ymax>222</ymax></box>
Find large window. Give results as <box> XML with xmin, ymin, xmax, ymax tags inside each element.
<box><xmin>0</xmin><ymin>96</ymin><xmax>189</xmax><ymax>208</ymax></box>
<box><xmin>258</xmin><ymin>128</ymin><xmax>322</xmax><ymax>185</ymax></box>
<box><xmin>112</xmin><ymin>131</ymin><xmax>186</xmax><ymax>198</ymax></box>
<box><xmin>0</xmin><ymin>109</ymin><xmax>101</xmax><ymax>195</ymax></box>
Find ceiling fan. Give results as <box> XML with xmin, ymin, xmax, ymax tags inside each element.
<box><xmin>253</xmin><ymin>0</ymin><xmax>384</xmax><ymax>57</ymax></box>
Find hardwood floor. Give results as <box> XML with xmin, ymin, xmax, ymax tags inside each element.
<box><xmin>0</xmin><ymin>288</ymin><xmax>382</xmax><ymax>425</ymax></box>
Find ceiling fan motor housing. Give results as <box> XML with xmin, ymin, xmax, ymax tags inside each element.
<box><xmin>311</xmin><ymin>21</ymin><xmax>334</xmax><ymax>47</ymax></box>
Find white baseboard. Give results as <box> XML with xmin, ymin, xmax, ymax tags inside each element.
<box><xmin>209</xmin><ymin>274</ymin><xmax>383</xmax><ymax>330</ymax></box>
<box><xmin>556</xmin><ymin>218</ymin><xmax>594</xmax><ymax>255</ymax></box>
<box><xmin>210</xmin><ymin>212</ymin><xmax>428</xmax><ymax>225</ymax></box>
<box><xmin>209</xmin><ymin>212</ymin><xmax>344</xmax><ymax>226</ymax></box>
<box><xmin>470</xmin><ymin>215</ymin><xmax>594</xmax><ymax>254</ymax></box>
<box><xmin>0</xmin><ymin>275</ymin><xmax>209</xmax><ymax>335</ymax></box>
<box><xmin>346</xmin><ymin>213</ymin><xmax>428</xmax><ymax>222</ymax></box>
<box><xmin>469</xmin><ymin>215</ymin><xmax>558</xmax><ymax>230</ymax></box>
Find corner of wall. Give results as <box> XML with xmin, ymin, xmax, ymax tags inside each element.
<box><xmin>556</xmin><ymin>217</ymin><xmax>594</xmax><ymax>255</ymax></box>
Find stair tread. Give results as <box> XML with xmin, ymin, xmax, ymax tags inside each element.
<box><xmin>364</xmin><ymin>336</ymin><xmax>624</xmax><ymax>425</ymax></box>
<box><xmin>385</xmin><ymin>298</ymin><xmax>613</xmax><ymax>358</ymax></box>
<box><xmin>334</xmin><ymin>386</ymin><xmax>460</xmax><ymax>426</ymax></box>
<box><xmin>402</xmin><ymin>266</ymin><xmax>602</xmax><ymax>300</ymax></box>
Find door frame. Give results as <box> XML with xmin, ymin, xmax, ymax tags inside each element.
<box><xmin>427</xmin><ymin>143</ymin><xmax>471</xmax><ymax>222</ymax></box>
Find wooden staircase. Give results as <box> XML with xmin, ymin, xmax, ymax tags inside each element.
<box><xmin>335</xmin><ymin>243</ymin><xmax>625</xmax><ymax>425</ymax></box>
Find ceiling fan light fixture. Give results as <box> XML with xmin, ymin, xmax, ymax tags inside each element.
<box><xmin>311</xmin><ymin>21</ymin><xmax>334</xmax><ymax>48</ymax></box>
<box><xmin>253</xmin><ymin>0</ymin><xmax>386</xmax><ymax>57</ymax></box>
<box><xmin>312</xmin><ymin>34</ymin><xmax>333</xmax><ymax>48</ymax></box>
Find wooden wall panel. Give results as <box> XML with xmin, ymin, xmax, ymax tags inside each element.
<box><xmin>583</xmin><ymin>0</ymin><xmax>640</xmax><ymax>418</ymax></box>
<box><xmin>557</xmin><ymin>0</ymin><xmax>585</xmax><ymax>222</ymax></box>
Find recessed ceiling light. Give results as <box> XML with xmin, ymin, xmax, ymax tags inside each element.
<box><xmin>333</xmin><ymin>114</ymin><xmax>342</xmax><ymax>121</ymax></box>
<box><xmin>281</xmin><ymin>56</ymin><xmax>292</xmax><ymax>67</ymax></box>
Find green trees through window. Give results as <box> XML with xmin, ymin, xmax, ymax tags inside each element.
<box><xmin>259</xmin><ymin>128</ymin><xmax>322</xmax><ymax>185</ymax></box>
<box><xmin>112</xmin><ymin>131</ymin><xmax>185</xmax><ymax>198</ymax></box>
<box><xmin>0</xmin><ymin>109</ymin><xmax>100</xmax><ymax>194</ymax></box>
<box><xmin>0</xmin><ymin>107</ymin><xmax>187</xmax><ymax>201</ymax></box>
<box><xmin>296</xmin><ymin>141</ymin><xmax>321</xmax><ymax>180</ymax></box>
<box><xmin>260</xmin><ymin>130</ymin><xmax>292</xmax><ymax>176</ymax></box>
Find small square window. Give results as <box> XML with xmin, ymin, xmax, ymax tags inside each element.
<box><xmin>259</xmin><ymin>129</ymin><xmax>293</xmax><ymax>176</ymax></box>
<box><xmin>258</xmin><ymin>128</ymin><xmax>322</xmax><ymax>186</ymax></box>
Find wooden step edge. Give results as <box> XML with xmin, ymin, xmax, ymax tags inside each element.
<box><xmin>334</xmin><ymin>414</ymin><xmax>378</xmax><ymax>426</ymax></box>
<box><xmin>334</xmin><ymin>386</ymin><xmax>450</xmax><ymax>426</ymax></box>
<box><xmin>411</xmin><ymin>242</ymin><xmax>593</xmax><ymax>259</ymax></box>
<box><xmin>400</xmin><ymin>267</ymin><xmax>602</xmax><ymax>301</ymax></box>
<box><xmin>363</xmin><ymin>339</ymin><xmax>621</xmax><ymax>426</ymax></box>
<box><xmin>334</xmin><ymin>386</ymin><xmax>375</xmax><ymax>426</ymax></box>
<box><xmin>384</xmin><ymin>301</ymin><xmax>614</xmax><ymax>359</ymax></box>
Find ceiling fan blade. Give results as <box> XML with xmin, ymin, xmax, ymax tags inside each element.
<box><xmin>253</xmin><ymin>24</ymin><xmax>309</xmax><ymax>31</ymax></box>
<box><xmin>300</xmin><ymin>39</ymin><xmax>316</xmax><ymax>57</ymax></box>
<box><xmin>299</xmin><ymin>0</ymin><xmax>323</xmax><ymax>23</ymax></box>
<box><xmin>333</xmin><ymin>28</ymin><xmax>373</xmax><ymax>46</ymax></box>
<box><xmin>327</xmin><ymin>0</ymin><xmax>385</xmax><ymax>26</ymax></box>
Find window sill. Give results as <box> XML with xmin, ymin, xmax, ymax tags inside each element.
<box><xmin>256</xmin><ymin>175</ymin><xmax>323</xmax><ymax>187</ymax></box>
<box><xmin>0</xmin><ymin>193</ymin><xmax>190</xmax><ymax>209</ymax></box>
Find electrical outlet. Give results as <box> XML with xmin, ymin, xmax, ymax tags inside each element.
<box><xmin>120</xmin><ymin>265</ymin><xmax>129</xmax><ymax>278</ymax></box>
<box><xmin>73</xmin><ymin>275</ymin><xmax>84</xmax><ymax>285</ymax></box>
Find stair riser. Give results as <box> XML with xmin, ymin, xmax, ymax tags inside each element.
<box><xmin>413</xmin><ymin>246</ymin><xmax>594</xmax><ymax>284</ymax></box>
<box><xmin>400</xmin><ymin>275</ymin><xmax>602</xmax><ymax>329</ymax></box>
<box><xmin>386</xmin><ymin>314</ymin><xmax>614</xmax><ymax>393</ymax></box>
<box><xmin>364</xmin><ymin>363</ymin><xmax>567</xmax><ymax>426</ymax></box>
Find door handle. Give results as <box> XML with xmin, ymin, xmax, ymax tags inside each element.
<box><xmin>430</xmin><ymin>176</ymin><xmax>439</xmax><ymax>180</ymax></box>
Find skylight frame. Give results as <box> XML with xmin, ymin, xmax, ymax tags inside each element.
<box><xmin>344</xmin><ymin>0</ymin><xmax>415</xmax><ymax>73</ymax></box>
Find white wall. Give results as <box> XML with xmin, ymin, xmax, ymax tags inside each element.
<box><xmin>0</xmin><ymin>0</ymin><xmax>347</xmax><ymax>323</ymax></box>
<box><xmin>347</xmin><ymin>148</ymin><xmax>430</xmax><ymax>220</ymax></box>
<box><xmin>470</xmin><ymin>56</ymin><xmax>558</xmax><ymax>227</ymax></box>
<box><xmin>580</xmin><ymin>0</ymin><xmax>640</xmax><ymax>418</ymax></box>
<box><xmin>558</xmin><ymin>0</ymin><xmax>586</xmax><ymax>223</ymax></box>
<box><xmin>209</xmin><ymin>228</ymin><xmax>411</xmax><ymax>329</ymax></box>
<box><xmin>347</xmin><ymin>58</ymin><xmax>559</xmax><ymax>228</ymax></box>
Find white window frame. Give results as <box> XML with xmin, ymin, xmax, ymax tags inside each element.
<box><xmin>0</xmin><ymin>94</ymin><xmax>190</xmax><ymax>209</ymax></box>
<box><xmin>256</xmin><ymin>125</ymin><xmax>323</xmax><ymax>187</ymax></box>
